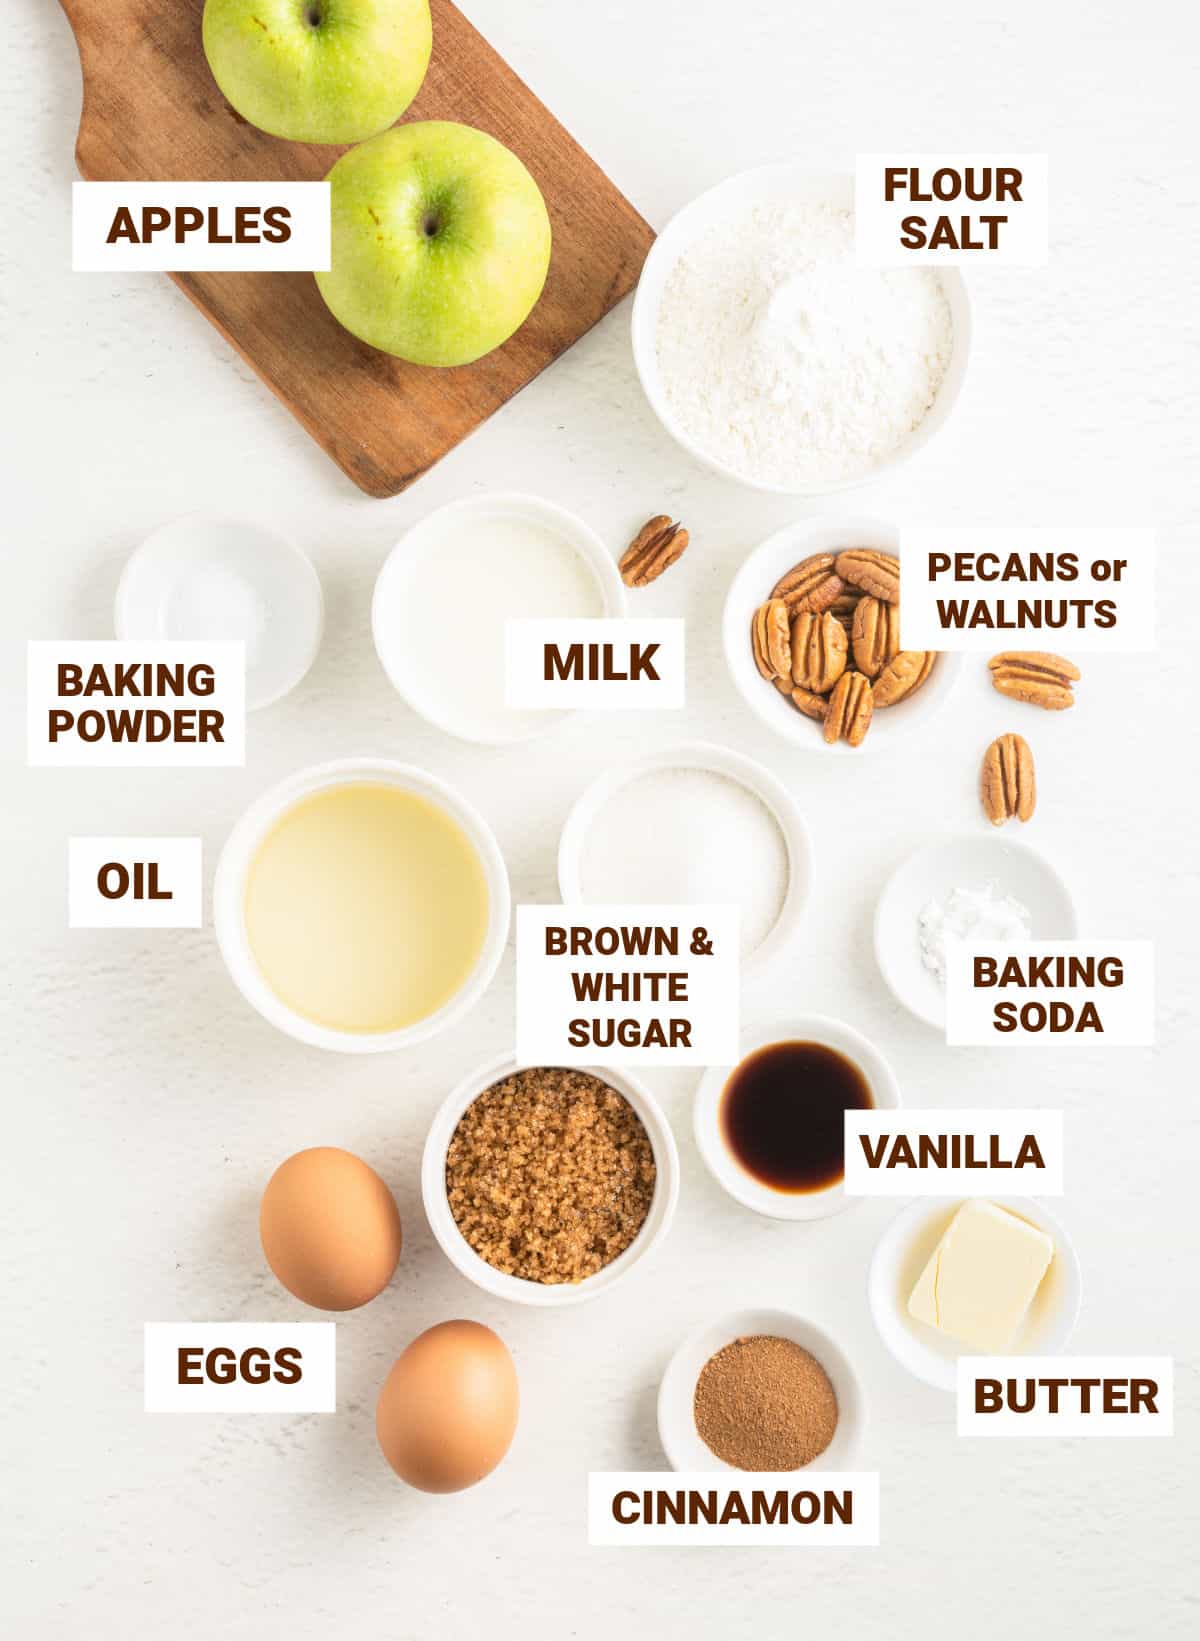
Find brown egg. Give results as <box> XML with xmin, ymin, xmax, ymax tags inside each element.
<box><xmin>259</xmin><ymin>1146</ymin><xmax>401</xmax><ymax>1311</ymax></box>
<box><xmin>376</xmin><ymin>1320</ymin><xmax>518</xmax><ymax>1493</ymax></box>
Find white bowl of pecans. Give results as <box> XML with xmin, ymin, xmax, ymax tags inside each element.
<box><xmin>723</xmin><ymin>518</ymin><xmax>963</xmax><ymax>754</ymax></box>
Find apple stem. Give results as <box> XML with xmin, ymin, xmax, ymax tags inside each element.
<box><xmin>304</xmin><ymin>4</ymin><xmax>321</xmax><ymax>24</ymax></box>
<box><xmin>422</xmin><ymin>212</ymin><xmax>440</xmax><ymax>238</ymax></box>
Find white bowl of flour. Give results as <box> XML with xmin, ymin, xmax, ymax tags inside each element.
<box><xmin>632</xmin><ymin>166</ymin><xmax>970</xmax><ymax>493</ymax></box>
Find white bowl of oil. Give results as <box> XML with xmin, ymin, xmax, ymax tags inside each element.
<box><xmin>214</xmin><ymin>759</ymin><xmax>510</xmax><ymax>1053</ymax></box>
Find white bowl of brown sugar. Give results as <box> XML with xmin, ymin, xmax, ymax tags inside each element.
<box><xmin>422</xmin><ymin>1055</ymin><xmax>680</xmax><ymax>1307</ymax></box>
<box><xmin>657</xmin><ymin>1308</ymin><xmax>866</xmax><ymax>1472</ymax></box>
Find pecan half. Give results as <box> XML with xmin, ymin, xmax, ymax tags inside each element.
<box><xmin>771</xmin><ymin>553</ymin><xmax>844</xmax><ymax>615</ymax></box>
<box><xmin>873</xmin><ymin>650</ymin><xmax>936</xmax><ymax>707</ymax></box>
<box><xmin>620</xmin><ymin>515</ymin><xmax>690</xmax><ymax>587</ymax></box>
<box><xmin>835</xmin><ymin>548</ymin><xmax>900</xmax><ymax>603</ymax></box>
<box><xmin>751</xmin><ymin>599</ymin><xmax>792</xmax><ymax>680</ymax></box>
<box><xmin>791</xmin><ymin>610</ymin><xmax>847</xmax><ymax>693</ymax></box>
<box><xmin>774</xmin><ymin>679</ymin><xmax>828</xmax><ymax>722</ymax></box>
<box><xmin>981</xmin><ymin>733</ymin><xmax>1036</xmax><ymax>824</ymax></box>
<box><xmin>851</xmin><ymin>596</ymin><xmax>901</xmax><ymax>677</ymax></box>
<box><xmin>823</xmin><ymin>671</ymin><xmax>874</xmax><ymax>746</ymax></box>
<box><xmin>988</xmin><ymin>651</ymin><xmax>1079</xmax><ymax>711</ymax></box>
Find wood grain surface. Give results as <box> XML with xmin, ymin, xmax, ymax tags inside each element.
<box><xmin>59</xmin><ymin>0</ymin><xmax>654</xmax><ymax>496</ymax></box>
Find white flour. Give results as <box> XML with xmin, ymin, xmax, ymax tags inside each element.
<box><xmin>655</xmin><ymin>202</ymin><xmax>954</xmax><ymax>486</ymax></box>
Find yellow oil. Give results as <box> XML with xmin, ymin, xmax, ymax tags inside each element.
<box><xmin>244</xmin><ymin>781</ymin><xmax>490</xmax><ymax>1034</ymax></box>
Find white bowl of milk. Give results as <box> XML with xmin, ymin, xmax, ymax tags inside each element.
<box><xmin>372</xmin><ymin>492</ymin><xmax>627</xmax><ymax>744</ymax></box>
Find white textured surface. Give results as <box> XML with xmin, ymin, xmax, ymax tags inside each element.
<box><xmin>4</xmin><ymin>0</ymin><xmax>1197</xmax><ymax>1635</ymax></box>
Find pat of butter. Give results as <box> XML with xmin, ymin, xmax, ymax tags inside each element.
<box><xmin>908</xmin><ymin>1200</ymin><xmax>1055</xmax><ymax>1352</ymax></box>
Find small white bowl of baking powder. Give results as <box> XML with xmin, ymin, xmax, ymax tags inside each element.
<box><xmin>632</xmin><ymin>166</ymin><xmax>971</xmax><ymax>494</ymax></box>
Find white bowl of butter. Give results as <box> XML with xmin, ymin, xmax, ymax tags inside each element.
<box><xmin>868</xmin><ymin>1196</ymin><xmax>1081</xmax><ymax>1391</ymax></box>
<box><xmin>214</xmin><ymin>759</ymin><xmax>511</xmax><ymax>1053</ymax></box>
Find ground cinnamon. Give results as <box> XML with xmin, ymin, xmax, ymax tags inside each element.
<box><xmin>693</xmin><ymin>1334</ymin><xmax>838</xmax><ymax>1470</ymax></box>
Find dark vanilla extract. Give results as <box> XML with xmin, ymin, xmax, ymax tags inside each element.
<box><xmin>719</xmin><ymin>1040</ymin><xmax>874</xmax><ymax>1193</ymax></box>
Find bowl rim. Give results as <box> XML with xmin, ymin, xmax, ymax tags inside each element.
<box><xmin>556</xmin><ymin>739</ymin><xmax>813</xmax><ymax>975</ymax></box>
<box><xmin>421</xmin><ymin>1052</ymin><xmax>680</xmax><ymax>1308</ymax></box>
<box><xmin>866</xmin><ymin>1194</ymin><xmax>1083</xmax><ymax>1391</ymax></box>
<box><xmin>872</xmin><ymin>833</ymin><xmax>1081</xmax><ymax>1030</ymax></box>
<box><xmin>693</xmin><ymin>1013</ymin><xmax>903</xmax><ymax>1222</ymax></box>
<box><xmin>721</xmin><ymin>516</ymin><xmax>964</xmax><ymax>756</ymax></box>
<box><xmin>114</xmin><ymin>511</ymin><xmax>325</xmax><ymax>712</ymax></box>
<box><xmin>631</xmin><ymin>162</ymin><xmax>972</xmax><ymax>496</ymax></box>
<box><xmin>213</xmin><ymin>757</ymin><xmax>511</xmax><ymax>1054</ymax></box>
<box><xmin>656</xmin><ymin>1305</ymin><xmax>867</xmax><ymax>1471</ymax></box>
<box><xmin>372</xmin><ymin>490</ymin><xmax>628</xmax><ymax>747</ymax></box>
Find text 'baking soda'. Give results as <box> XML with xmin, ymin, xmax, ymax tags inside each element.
<box><xmin>515</xmin><ymin>905</ymin><xmax>739</xmax><ymax>1067</ymax></box>
<box><xmin>945</xmin><ymin>941</ymin><xmax>1154</xmax><ymax>1047</ymax></box>
<box><xmin>27</xmin><ymin>642</ymin><xmax>246</xmax><ymax>768</ymax></box>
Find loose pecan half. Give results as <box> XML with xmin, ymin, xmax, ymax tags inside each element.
<box><xmin>619</xmin><ymin>515</ymin><xmax>690</xmax><ymax>587</ymax></box>
<box><xmin>981</xmin><ymin>732</ymin><xmax>1036</xmax><ymax>824</ymax></box>
<box><xmin>988</xmin><ymin>651</ymin><xmax>1079</xmax><ymax>711</ymax></box>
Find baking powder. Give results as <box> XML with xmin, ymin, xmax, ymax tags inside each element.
<box><xmin>655</xmin><ymin>201</ymin><xmax>953</xmax><ymax>486</ymax></box>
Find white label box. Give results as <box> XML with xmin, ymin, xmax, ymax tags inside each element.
<box><xmin>588</xmin><ymin>1472</ymin><xmax>880</xmax><ymax>1546</ymax></box>
<box><xmin>945</xmin><ymin>941</ymin><xmax>1154</xmax><ymax>1047</ymax></box>
<box><xmin>898</xmin><ymin>528</ymin><xmax>1155</xmax><ymax>652</ymax></box>
<box><xmin>27</xmin><ymin>641</ymin><xmax>245</xmax><ymax>768</ymax></box>
<box><xmin>504</xmin><ymin>619</ymin><xmax>685</xmax><ymax>710</ymax></box>
<box><xmin>843</xmin><ymin>1109</ymin><xmax>1064</xmax><ymax>1195</ymax></box>
<box><xmin>855</xmin><ymin>153</ymin><xmax>1048</xmax><ymax>266</ymax></box>
<box><xmin>144</xmin><ymin>1323</ymin><xmax>336</xmax><ymax>1413</ymax></box>
<box><xmin>515</xmin><ymin>904</ymin><xmax>739</xmax><ymax>1067</ymax></box>
<box><xmin>957</xmin><ymin>1357</ymin><xmax>1173</xmax><ymax>1437</ymax></box>
<box><xmin>73</xmin><ymin>181</ymin><xmax>331</xmax><ymax>272</ymax></box>
<box><xmin>68</xmin><ymin>837</ymin><xmax>202</xmax><ymax>929</ymax></box>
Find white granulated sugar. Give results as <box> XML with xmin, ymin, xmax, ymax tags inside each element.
<box><xmin>655</xmin><ymin>202</ymin><xmax>954</xmax><ymax>486</ymax></box>
<box><xmin>579</xmin><ymin>768</ymin><xmax>789</xmax><ymax>958</ymax></box>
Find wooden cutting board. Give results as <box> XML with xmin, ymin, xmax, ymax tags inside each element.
<box><xmin>60</xmin><ymin>0</ymin><xmax>654</xmax><ymax>497</ymax></box>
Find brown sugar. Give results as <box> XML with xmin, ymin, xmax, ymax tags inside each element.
<box><xmin>693</xmin><ymin>1335</ymin><xmax>839</xmax><ymax>1470</ymax></box>
<box><xmin>445</xmin><ymin>1067</ymin><xmax>656</xmax><ymax>1284</ymax></box>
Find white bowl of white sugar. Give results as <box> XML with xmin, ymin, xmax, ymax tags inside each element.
<box><xmin>632</xmin><ymin>166</ymin><xmax>970</xmax><ymax>494</ymax></box>
<box><xmin>557</xmin><ymin>742</ymin><xmax>813</xmax><ymax>976</ymax></box>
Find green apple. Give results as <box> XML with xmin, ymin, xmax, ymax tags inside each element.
<box><xmin>315</xmin><ymin>121</ymin><xmax>552</xmax><ymax>366</ymax></box>
<box><xmin>202</xmin><ymin>0</ymin><xmax>432</xmax><ymax>144</ymax></box>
